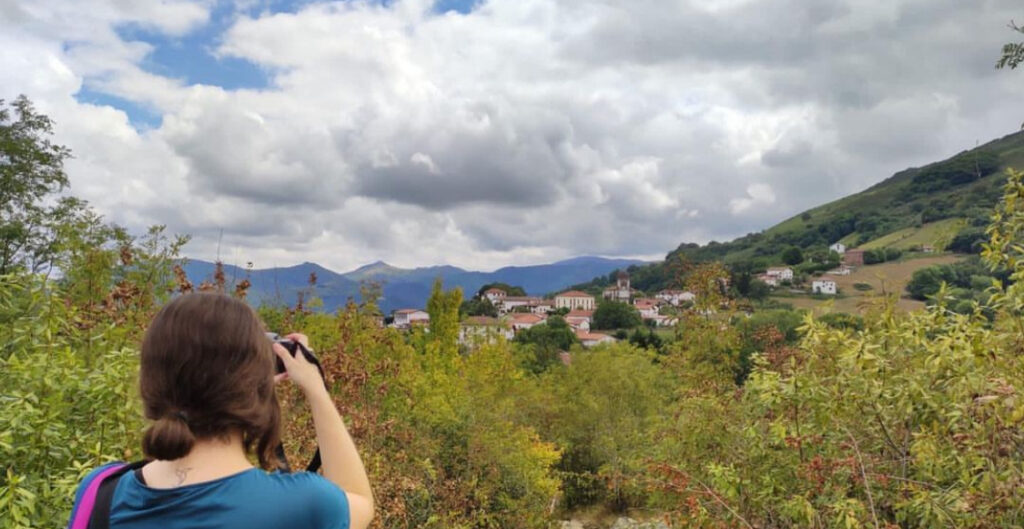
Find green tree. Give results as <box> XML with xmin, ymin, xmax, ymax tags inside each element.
<box><xmin>781</xmin><ymin>246</ymin><xmax>804</xmax><ymax>265</ymax></box>
<box><xmin>459</xmin><ymin>296</ymin><xmax>497</xmax><ymax>317</ymax></box>
<box><xmin>476</xmin><ymin>283</ymin><xmax>526</xmax><ymax>297</ymax></box>
<box><xmin>747</xmin><ymin>278</ymin><xmax>771</xmax><ymax>300</ymax></box>
<box><xmin>592</xmin><ymin>300</ymin><xmax>642</xmax><ymax>330</ymax></box>
<box><xmin>514</xmin><ymin>316</ymin><xmax>578</xmax><ymax>373</ymax></box>
<box><xmin>545</xmin><ymin>344</ymin><xmax>672</xmax><ymax>510</ymax></box>
<box><xmin>426</xmin><ymin>278</ymin><xmax>462</xmax><ymax>355</ymax></box>
<box><xmin>0</xmin><ymin>95</ymin><xmax>75</xmax><ymax>274</ymax></box>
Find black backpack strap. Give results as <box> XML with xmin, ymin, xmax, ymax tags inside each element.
<box><xmin>88</xmin><ymin>461</ymin><xmax>148</xmax><ymax>529</ymax></box>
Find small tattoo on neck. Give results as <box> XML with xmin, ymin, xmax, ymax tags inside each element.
<box><xmin>175</xmin><ymin>467</ymin><xmax>193</xmax><ymax>486</ymax></box>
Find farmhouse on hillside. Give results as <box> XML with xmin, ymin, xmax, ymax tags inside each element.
<box><xmin>828</xmin><ymin>265</ymin><xmax>853</xmax><ymax>276</ymax></box>
<box><xmin>812</xmin><ymin>279</ymin><xmax>837</xmax><ymax>295</ymax></box>
<box><xmin>829</xmin><ymin>242</ymin><xmax>847</xmax><ymax>254</ymax></box>
<box><xmin>766</xmin><ymin>267</ymin><xmax>794</xmax><ymax>281</ymax></box>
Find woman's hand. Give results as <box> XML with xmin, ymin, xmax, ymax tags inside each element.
<box><xmin>272</xmin><ymin>333</ymin><xmax>325</xmax><ymax>397</ymax></box>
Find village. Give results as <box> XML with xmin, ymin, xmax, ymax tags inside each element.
<box><xmin>389</xmin><ymin>240</ymin><xmax>874</xmax><ymax>346</ymax></box>
<box><xmin>390</xmin><ymin>271</ymin><xmax>694</xmax><ymax>347</ymax></box>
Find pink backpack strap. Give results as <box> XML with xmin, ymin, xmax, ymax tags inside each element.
<box><xmin>68</xmin><ymin>464</ymin><xmax>127</xmax><ymax>529</ymax></box>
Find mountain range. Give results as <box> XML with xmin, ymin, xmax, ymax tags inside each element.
<box><xmin>182</xmin><ymin>256</ymin><xmax>647</xmax><ymax>313</ymax></box>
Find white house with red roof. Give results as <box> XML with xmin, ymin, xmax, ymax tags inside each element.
<box><xmin>576</xmin><ymin>329</ymin><xmax>616</xmax><ymax>347</ymax></box>
<box><xmin>510</xmin><ymin>313</ymin><xmax>547</xmax><ymax>334</ymax></box>
<box><xmin>392</xmin><ymin>309</ymin><xmax>429</xmax><ymax>328</ymax></box>
<box><xmin>530</xmin><ymin>300</ymin><xmax>555</xmax><ymax>315</ymax></box>
<box><xmin>555</xmin><ymin>290</ymin><xmax>596</xmax><ymax>311</ymax></box>
<box><xmin>564</xmin><ymin>309</ymin><xmax>594</xmax><ymax>332</ymax></box>
<box><xmin>633</xmin><ymin>298</ymin><xmax>660</xmax><ymax>319</ymax></box>
<box><xmin>500</xmin><ymin>296</ymin><xmax>539</xmax><ymax>313</ymax></box>
<box><xmin>459</xmin><ymin>316</ymin><xmax>513</xmax><ymax>344</ymax></box>
<box><xmin>483</xmin><ymin>288</ymin><xmax>507</xmax><ymax>304</ymax></box>
<box><xmin>656</xmin><ymin>289</ymin><xmax>695</xmax><ymax>306</ymax></box>
<box><xmin>766</xmin><ymin>267</ymin><xmax>794</xmax><ymax>281</ymax></box>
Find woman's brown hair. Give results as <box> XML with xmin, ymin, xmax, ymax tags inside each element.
<box><xmin>139</xmin><ymin>292</ymin><xmax>281</xmax><ymax>468</ymax></box>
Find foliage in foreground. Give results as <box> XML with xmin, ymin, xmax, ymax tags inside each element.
<box><xmin>649</xmin><ymin>170</ymin><xmax>1024</xmax><ymax>528</ymax></box>
<box><xmin>4</xmin><ymin>146</ymin><xmax>1024</xmax><ymax>529</ymax></box>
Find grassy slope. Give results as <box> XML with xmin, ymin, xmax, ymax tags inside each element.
<box><xmin>859</xmin><ymin>218</ymin><xmax>966</xmax><ymax>250</ymax></box>
<box><xmin>775</xmin><ymin>254</ymin><xmax>965</xmax><ymax>314</ymax></box>
<box><xmin>763</xmin><ymin>137</ymin><xmax>1022</xmax><ymax>239</ymax></box>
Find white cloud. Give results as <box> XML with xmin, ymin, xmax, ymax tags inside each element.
<box><xmin>2</xmin><ymin>0</ymin><xmax>1023</xmax><ymax>272</ymax></box>
<box><xmin>729</xmin><ymin>183</ymin><xmax>777</xmax><ymax>215</ymax></box>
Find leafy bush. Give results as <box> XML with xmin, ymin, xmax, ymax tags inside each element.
<box><xmin>781</xmin><ymin>246</ymin><xmax>804</xmax><ymax>265</ymax></box>
<box><xmin>514</xmin><ymin>316</ymin><xmax>579</xmax><ymax>373</ymax></box>
<box><xmin>863</xmin><ymin>247</ymin><xmax>902</xmax><ymax>265</ymax></box>
<box><xmin>593</xmin><ymin>300</ymin><xmax>642</xmax><ymax>330</ymax></box>
<box><xmin>0</xmin><ymin>276</ymin><xmax>145</xmax><ymax>529</ymax></box>
<box><xmin>948</xmin><ymin>226</ymin><xmax>989</xmax><ymax>254</ymax></box>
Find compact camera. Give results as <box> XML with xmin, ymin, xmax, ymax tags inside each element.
<box><xmin>266</xmin><ymin>332</ymin><xmax>321</xmax><ymax>375</ymax></box>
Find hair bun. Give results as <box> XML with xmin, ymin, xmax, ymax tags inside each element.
<box><xmin>142</xmin><ymin>413</ymin><xmax>196</xmax><ymax>461</ymax></box>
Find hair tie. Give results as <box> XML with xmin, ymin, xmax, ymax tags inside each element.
<box><xmin>173</xmin><ymin>410</ymin><xmax>189</xmax><ymax>423</ymax></box>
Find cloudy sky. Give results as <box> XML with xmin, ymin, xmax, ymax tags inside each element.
<box><xmin>1</xmin><ymin>0</ymin><xmax>1021</xmax><ymax>272</ymax></box>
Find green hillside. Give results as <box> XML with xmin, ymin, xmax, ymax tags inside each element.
<box><xmin>858</xmin><ymin>218</ymin><xmax>966</xmax><ymax>251</ymax></box>
<box><xmin>571</xmin><ymin>130</ymin><xmax>1024</xmax><ymax>294</ymax></box>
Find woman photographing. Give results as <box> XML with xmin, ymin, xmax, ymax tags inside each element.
<box><xmin>67</xmin><ymin>293</ymin><xmax>375</xmax><ymax>529</ymax></box>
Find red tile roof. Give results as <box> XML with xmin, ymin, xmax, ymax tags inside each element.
<box><xmin>575</xmin><ymin>330</ymin><xmax>613</xmax><ymax>341</ymax></box>
<box><xmin>512</xmin><ymin>313</ymin><xmax>545</xmax><ymax>324</ymax></box>
<box><xmin>463</xmin><ymin>316</ymin><xmax>504</xmax><ymax>326</ymax></box>
<box><xmin>558</xmin><ymin>290</ymin><xmax>593</xmax><ymax>298</ymax></box>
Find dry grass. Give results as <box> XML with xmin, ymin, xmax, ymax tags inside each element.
<box><xmin>772</xmin><ymin>254</ymin><xmax>966</xmax><ymax>315</ymax></box>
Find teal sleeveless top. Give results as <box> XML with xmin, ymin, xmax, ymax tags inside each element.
<box><xmin>71</xmin><ymin>463</ymin><xmax>350</xmax><ymax>529</ymax></box>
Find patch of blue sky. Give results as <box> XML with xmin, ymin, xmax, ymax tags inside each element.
<box><xmin>75</xmin><ymin>87</ymin><xmax>163</xmax><ymax>130</ymax></box>
<box><xmin>239</xmin><ymin>0</ymin><xmax>480</xmax><ymax>16</ymax></box>
<box><xmin>433</xmin><ymin>0</ymin><xmax>480</xmax><ymax>15</ymax></box>
<box><xmin>74</xmin><ymin>0</ymin><xmax>480</xmax><ymax>128</ymax></box>
<box><xmin>113</xmin><ymin>2</ymin><xmax>271</xmax><ymax>91</ymax></box>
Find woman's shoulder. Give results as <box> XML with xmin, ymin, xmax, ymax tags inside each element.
<box><xmin>252</xmin><ymin>470</ymin><xmax>350</xmax><ymax>528</ymax></box>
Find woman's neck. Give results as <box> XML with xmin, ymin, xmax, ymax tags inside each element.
<box><xmin>142</xmin><ymin>433</ymin><xmax>255</xmax><ymax>488</ymax></box>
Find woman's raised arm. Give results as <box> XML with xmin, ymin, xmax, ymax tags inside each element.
<box><xmin>274</xmin><ymin>335</ymin><xmax>375</xmax><ymax>529</ymax></box>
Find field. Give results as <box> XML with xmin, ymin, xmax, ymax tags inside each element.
<box><xmin>772</xmin><ymin>253</ymin><xmax>965</xmax><ymax>314</ymax></box>
<box><xmin>859</xmin><ymin>218</ymin><xmax>966</xmax><ymax>251</ymax></box>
